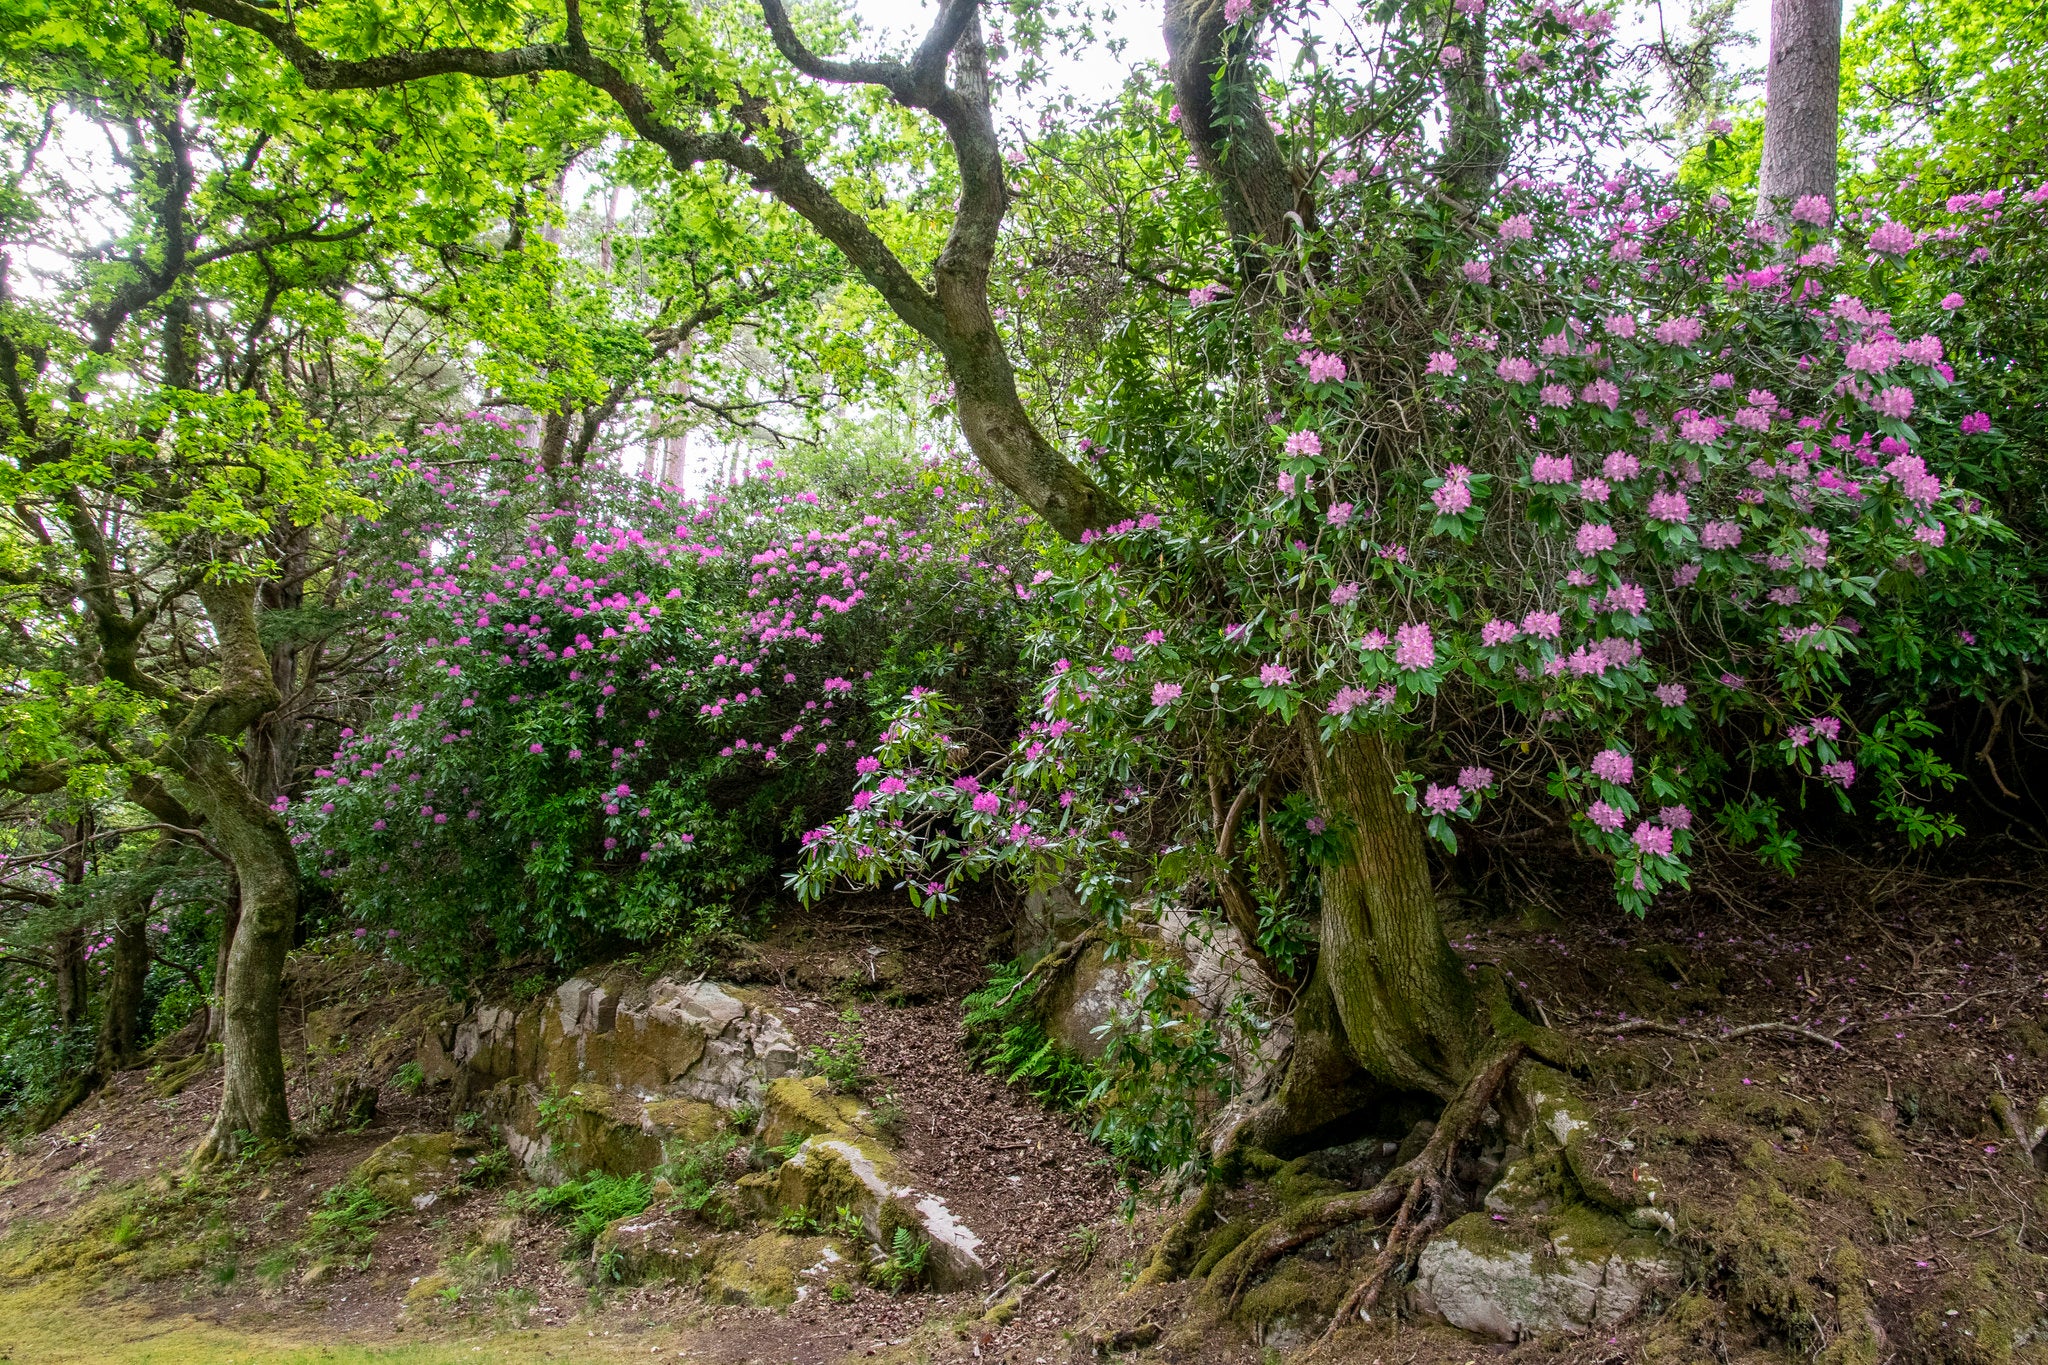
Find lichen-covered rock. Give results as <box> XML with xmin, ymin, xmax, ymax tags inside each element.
<box><xmin>1033</xmin><ymin>939</ymin><xmax>1125</xmax><ymax>1060</ymax></box>
<box><xmin>350</xmin><ymin>1132</ymin><xmax>484</xmax><ymax>1210</ymax></box>
<box><xmin>475</xmin><ymin>977</ymin><xmax>795</xmax><ymax>1181</ymax></box>
<box><xmin>703</xmin><ymin>1231</ymin><xmax>840</xmax><ymax>1307</ymax></box>
<box><xmin>741</xmin><ymin>1129</ymin><xmax>986</xmax><ymax>1290</ymax></box>
<box><xmin>758</xmin><ymin>1075</ymin><xmax>869</xmax><ymax>1149</ymax></box>
<box><xmin>1410</xmin><ymin>1207</ymin><xmax>1676</xmax><ymax>1339</ymax></box>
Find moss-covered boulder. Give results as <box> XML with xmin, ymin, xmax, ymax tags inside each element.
<box><xmin>592</xmin><ymin>1214</ymin><xmax>726</xmax><ymax>1286</ymax></box>
<box><xmin>738</xmin><ymin>1131</ymin><xmax>987</xmax><ymax>1291</ymax></box>
<box><xmin>350</xmin><ymin>1133</ymin><xmax>485</xmax><ymax>1210</ymax></box>
<box><xmin>757</xmin><ymin>1075</ymin><xmax>868</xmax><ymax>1149</ymax></box>
<box><xmin>1410</xmin><ymin>1205</ymin><xmax>1676</xmax><ymax>1338</ymax></box>
<box><xmin>703</xmin><ymin>1231</ymin><xmax>842</xmax><ymax>1307</ymax></box>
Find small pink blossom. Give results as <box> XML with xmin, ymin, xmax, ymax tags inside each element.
<box><xmin>1632</xmin><ymin>821</ymin><xmax>1674</xmax><ymax>856</ymax></box>
<box><xmin>1654</xmin><ymin>682</ymin><xmax>1688</xmax><ymax>707</ymax></box>
<box><xmin>1259</xmin><ymin>663</ymin><xmax>1294</xmax><ymax>688</ymax></box>
<box><xmin>1285</xmin><ymin>429</ymin><xmax>1323</xmax><ymax>456</ymax></box>
<box><xmin>1866</xmin><ymin>221</ymin><xmax>1915</xmax><ymax>255</ymax></box>
<box><xmin>1423</xmin><ymin>784</ymin><xmax>1463</xmax><ymax>815</ymax></box>
<box><xmin>1587</xmin><ymin>800</ymin><xmax>1626</xmax><ymax>831</ymax></box>
<box><xmin>1789</xmin><ymin>194</ymin><xmax>1832</xmax><ymax>226</ymax></box>
<box><xmin>1531</xmin><ymin>454</ymin><xmax>1574</xmax><ymax>484</ymax></box>
<box><xmin>1151</xmin><ymin>681</ymin><xmax>1183</xmax><ymax>706</ymax></box>
<box><xmin>1871</xmin><ymin>386</ymin><xmax>1916</xmax><ymax>420</ymax></box>
<box><xmin>1327</xmin><ymin>501</ymin><xmax>1355</xmax><ymax>526</ymax></box>
<box><xmin>1498</xmin><ymin>213</ymin><xmax>1533</xmax><ymax>240</ymax></box>
<box><xmin>1603</xmin><ymin>313</ymin><xmax>1637</xmax><ymax>339</ymax></box>
<box><xmin>1464</xmin><ymin>260</ymin><xmax>1494</xmax><ymax>285</ymax></box>
<box><xmin>1457</xmin><ymin>766</ymin><xmax>1495</xmax><ymax>791</ymax></box>
<box><xmin>1427</xmin><ymin>351</ymin><xmax>1457</xmax><ymax>376</ymax></box>
<box><xmin>1520</xmin><ymin>610</ymin><xmax>1562</xmax><ymax>639</ymax></box>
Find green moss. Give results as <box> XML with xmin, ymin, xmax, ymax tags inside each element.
<box><xmin>1189</xmin><ymin>1220</ymin><xmax>1251</xmax><ymax>1279</ymax></box>
<box><xmin>1849</xmin><ymin>1111</ymin><xmax>1902</xmax><ymax>1160</ymax></box>
<box><xmin>1236</xmin><ymin>1256</ymin><xmax>1344</xmax><ymax>1328</ymax></box>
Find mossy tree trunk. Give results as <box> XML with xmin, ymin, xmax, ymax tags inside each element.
<box><xmin>162</xmin><ymin>581</ymin><xmax>299</xmax><ymax>1162</ymax></box>
<box><xmin>1303</xmin><ymin>728</ymin><xmax>1480</xmax><ymax>1100</ymax></box>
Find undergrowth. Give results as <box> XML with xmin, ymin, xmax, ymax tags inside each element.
<box><xmin>519</xmin><ymin>1172</ymin><xmax>650</xmax><ymax>1254</ymax></box>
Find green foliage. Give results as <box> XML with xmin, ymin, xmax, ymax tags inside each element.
<box><xmin>804</xmin><ymin>1009</ymin><xmax>871</xmax><ymax>1096</ymax></box>
<box><xmin>306</xmin><ymin>1181</ymin><xmax>394</xmax><ymax>1257</ymax></box>
<box><xmin>0</xmin><ymin>1000</ymin><xmax>92</xmax><ymax>1130</ymax></box>
<box><xmin>391</xmin><ymin>1061</ymin><xmax>426</xmax><ymax>1095</ymax></box>
<box><xmin>961</xmin><ymin>963</ymin><xmax>1097</xmax><ymax>1114</ymax></box>
<box><xmin>521</xmin><ymin>1172</ymin><xmax>651</xmax><ymax>1254</ymax></box>
<box><xmin>870</xmin><ymin>1226</ymin><xmax>930</xmax><ymax>1294</ymax></box>
<box><xmin>657</xmin><ymin>1133</ymin><xmax>742</xmax><ymax>1225</ymax></box>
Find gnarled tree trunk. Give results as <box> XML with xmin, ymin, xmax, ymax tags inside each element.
<box><xmin>163</xmin><ymin>579</ymin><xmax>299</xmax><ymax>1161</ymax></box>
<box><xmin>1303</xmin><ymin>729</ymin><xmax>1480</xmax><ymax>1100</ymax></box>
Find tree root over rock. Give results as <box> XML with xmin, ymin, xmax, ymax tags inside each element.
<box><xmin>1209</xmin><ymin>1043</ymin><xmax>1528</xmax><ymax>1326</ymax></box>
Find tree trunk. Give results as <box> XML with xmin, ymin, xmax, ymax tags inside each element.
<box><xmin>1757</xmin><ymin>0</ymin><xmax>1843</xmax><ymax>212</ymax></box>
<box><xmin>189</xmin><ymin>792</ymin><xmax>296</xmax><ymax>1160</ymax></box>
<box><xmin>161</xmin><ymin>580</ymin><xmax>298</xmax><ymax>1162</ymax></box>
<box><xmin>51</xmin><ymin>928</ymin><xmax>88</xmax><ymax>1032</ymax></box>
<box><xmin>207</xmin><ymin>876</ymin><xmax>239</xmax><ymax>1047</ymax></box>
<box><xmin>95</xmin><ymin>890</ymin><xmax>152</xmax><ymax>1074</ymax></box>
<box><xmin>1302</xmin><ymin>728</ymin><xmax>1480</xmax><ymax>1100</ymax></box>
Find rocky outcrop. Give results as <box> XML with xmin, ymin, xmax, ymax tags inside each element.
<box><xmin>735</xmin><ymin>1076</ymin><xmax>987</xmax><ymax>1290</ymax></box>
<box><xmin>450</xmin><ymin>977</ymin><xmax>797</xmax><ymax>1183</ymax></box>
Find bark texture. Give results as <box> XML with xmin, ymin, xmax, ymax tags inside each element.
<box><xmin>1757</xmin><ymin>0</ymin><xmax>1843</xmax><ymax>211</ymax></box>
<box><xmin>167</xmin><ymin>580</ymin><xmax>297</xmax><ymax>1160</ymax></box>
<box><xmin>1305</xmin><ymin>729</ymin><xmax>1479</xmax><ymax>1098</ymax></box>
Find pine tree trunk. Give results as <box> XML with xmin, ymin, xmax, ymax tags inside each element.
<box><xmin>1303</xmin><ymin>728</ymin><xmax>1480</xmax><ymax>1100</ymax></box>
<box><xmin>1757</xmin><ymin>0</ymin><xmax>1843</xmax><ymax>212</ymax></box>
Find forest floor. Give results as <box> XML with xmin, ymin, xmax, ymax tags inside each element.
<box><xmin>0</xmin><ymin>849</ymin><xmax>2044</xmax><ymax>1364</ymax></box>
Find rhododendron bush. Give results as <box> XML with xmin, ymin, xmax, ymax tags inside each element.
<box><xmin>792</xmin><ymin>0</ymin><xmax>2042</xmax><ymax>1063</ymax></box>
<box><xmin>288</xmin><ymin>424</ymin><xmax>1033</xmax><ymax>974</ymax></box>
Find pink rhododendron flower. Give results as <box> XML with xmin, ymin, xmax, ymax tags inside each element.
<box><xmin>1520</xmin><ymin>609</ymin><xmax>1562</xmax><ymax>639</ymax></box>
<box><xmin>1259</xmin><ymin>663</ymin><xmax>1294</xmax><ymax>687</ymax></box>
<box><xmin>1941</xmin><ymin>292</ymin><xmax>1965</xmax><ymax>311</ymax></box>
<box><xmin>1590</xmin><ymin>748</ymin><xmax>1634</xmax><ymax>784</ymax></box>
<box><xmin>1789</xmin><ymin>194</ymin><xmax>1832</xmax><ymax>226</ymax></box>
<box><xmin>1394</xmin><ymin>622</ymin><xmax>1436</xmax><ymax>671</ymax></box>
<box><xmin>1654</xmin><ymin>682</ymin><xmax>1688</xmax><ymax>707</ymax></box>
<box><xmin>1700</xmin><ymin>520</ymin><xmax>1742</xmax><ymax>550</ymax></box>
<box><xmin>1653</xmin><ymin>315</ymin><xmax>1705</xmax><ymax>346</ymax></box>
<box><xmin>1871</xmin><ymin>386</ymin><xmax>1915</xmax><ymax>420</ymax></box>
<box><xmin>1480</xmin><ymin>619</ymin><xmax>1520</xmax><ymax>645</ymax></box>
<box><xmin>1959</xmin><ymin>411</ymin><xmax>1991</xmax><ymax>435</ymax></box>
<box><xmin>1632</xmin><ymin>821</ymin><xmax>1675</xmax><ymax>856</ymax></box>
<box><xmin>1463</xmin><ymin>260</ymin><xmax>1493</xmax><ymax>285</ymax></box>
<box><xmin>1426</xmin><ymin>351</ymin><xmax>1457</xmax><ymax>376</ymax></box>
<box><xmin>1581</xmin><ymin>378</ymin><xmax>1620</xmax><ymax>410</ymax></box>
<box><xmin>1285</xmin><ymin>429</ymin><xmax>1323</xmax><ymax>456</ymax></box>
<box><xmin>1587</xmin><ymin>800</ymin><xmax>1626</xmax><ymax>831</ymax></box>
<box><xmin>1498</xmin><ymin>213</ymin><xmax>1533</xmax><ymax>240</ymax></box>
<box><xmin>1819</xmin><ymin>760</ymin><xmax>1857</xmax><ymax>787</ymax></box>
<box><xmin>1438</xmin><ymin>44</ymin><xmax>1465</xmax><ymax>65</ymax></box>
<box><xmin>1659</xmin><ymin>804</ymin><xmax>1693</xmax><ymax>829</ymax></box>
<box><xmin>1578</xmin><ymin>476</ymin><xmax>1611</xmax><ymax>504</ymax></box>
<box><xmin>1540</xmin><ymin>383</ymin><xmax>1574</xmax><ymax>407</ymax></box>
<box><xmin>1646</xmin><ymin>490</ymin><xmax>1691</xmax><ymax>522</ymax></box>
<box><xmin>1531</xmin><ymin>453</ymin><xmax>1574</xmax><ymax>484</ymax></box>
<box><xmin>1496</xmin><ymin>356</ymin><xmax>1537</xmax><ymax>383</ymax></box>
<box><xmin>1601</xmin><ymin>451</ymin><xmax>1640</xmax><ymax>481</ymax></box>
<box><xmin>1575</xmin><ymin>521</ymin><xmax>1618</xmax><ymax>555</ymax></box>
<box><xmin>1330</xmin><ymin>581</ymin><xmax>1361</xmax><ymax>605</ymax></box>
<box><xmin>1423</xmin><ymin>783</ymin><xmax>1462</xmax><ymax>815</ymax></box>
<box><xmin>1151</xmin><ymin>681</ymin><xmax>1183</xmax><ymax>706</ymax></box>
<box><xmin>1457</xmin><ymin>766</ymin><xmax>1495</xmax><ymax>791</ymax></box>
<box><xmin>1327</xmin><ymin>501</ymin><xmax>1355</xmax><ymax>526</ymax></box>
<box><xmin>1603</xmin><ymin>313</ymin><xmax>1637</xmax><ymax>338</ymax></box>
<box><xmin>1866</xmin><ymin>221</ymin><xmax>1915</xmax><ymax>255</ymax></box>
<box><xmin>1298</xmin><ymin>349</ymin><xmax>1347</xmax><ymax>382</ymax></box>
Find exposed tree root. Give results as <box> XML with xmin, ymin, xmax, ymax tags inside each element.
<box><xmin>1597</xmin><ymin>1017</ymin><xmax>1850</xmax><ymax>1052</ymax></box>
<box><xmin>1210</xmin><ymin>1042</ymin><xmax>1528</xmax><ymax>1318</ymax></box>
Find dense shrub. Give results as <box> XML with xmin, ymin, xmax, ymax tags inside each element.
<box><xmin>291</xmin><ymin>422</ymin><xmax>1038</xmax><ymax>975</ymax></box>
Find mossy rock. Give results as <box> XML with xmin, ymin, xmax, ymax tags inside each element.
<box><xmin>758</xmin><ymin>1075</ymin><xmax>867</xmax><ymax>1149</ymax></box>
<box><xmin>1848</xmin><ymin>1111</ymin><xmax>1902</xmax><ymax>1160</ymax></box>
<box><xmin>1410</xmin><ymin>1206</ymin><xmax>1675</xmax><ymax>1339</ymax></box>
<box><xmin>703</xmin><ymin>1231</ymin><xmax>837</xmax><ymax>1307</ymax></box>
<box><xmin>402</xmin><ymin>1271</ymin><xmax>455</xmax><ymax>1311</ymax></box>
<box><xmin>350</xmin><ymin>1133</ymin><xmax>485</xmax><ymax>1209</ymax></box>
<box><xmin>644</xmin><ymin>1098</ymin><xmax>726</xmax><ymax>1148</ymax></box>
<box><xmin>593</xmin><ymin>1214</ymin><xmax>725</xmax><ymax>1286</ymax></box>
<box><xmin>1237</xmin><ymin>1256</ymin><xmax>1347</xmax><ymax>1346</ymax></box>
